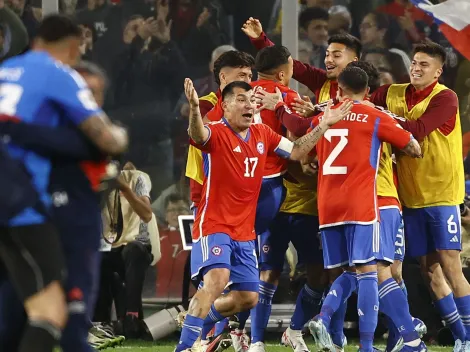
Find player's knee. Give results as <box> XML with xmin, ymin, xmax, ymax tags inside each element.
<box><xmin>306</xmin><ymin>264</ymin><xmax>327</xmax><ymax>289</ymax></box>
<box><xmin>259</xmin><ymin>269</ymin><xmax>280</xmax><ymax>284</ymax></box>
<box><xmin>391</xmin><ymin>261</ymin><xmax>403</xmax><ymax>283</ymax></box>
<box><xmin>239</xmin><ymin>291</ymin><xmax>259</xmax><ymax>310</ymax></box>
<box><xmin>328</xmin><ymin>267</ymin><xmax>343</xmax><ymax>284</ymax></box>
<box><xmin>24</xmin><ymin>281</ymin><xmax>68</xmax><ymax>328</ymax></box>
<box><xmin>376</xmin><ymin>261</ymin><xmax>392</xmax><ymax>283</ymax></box>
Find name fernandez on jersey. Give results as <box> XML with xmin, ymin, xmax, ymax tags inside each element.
<box><xmin>189</xmin><ymin>118</ymin><xmax>293</xmax><ymax>242</ymax></box>
<box><xmin>311</xmin><ymin>101</ymin><xmax>413</xmax><ymax>229</ymax></box>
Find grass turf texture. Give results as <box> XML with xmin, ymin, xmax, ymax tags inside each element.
<box><xmin>104</xmin><ymin>340</ymin><xmax>453</xmax><ymax>351</ymax></box>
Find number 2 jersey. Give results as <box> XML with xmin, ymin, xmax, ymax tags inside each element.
<box><xmin>190</xmin><ymin>118</ymin><xmax>293</xmax><ymax>242</ymax></box>
<box><xmin>311</xmin><ymin>101</ymin><xmax>413</xmax><ymax>228</ymax></box>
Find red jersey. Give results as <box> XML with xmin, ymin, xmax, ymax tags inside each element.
<box><xmin>251</xmin><ymin>79</ymin><xmax>300</xmax><ymax>177</ymax></box>
<box><xmin>311</xmin><ymin>102</ymin><xmax>412</xmax><ymax>228</ymax></box>
<box><xmin>191</xmin><ymin>119</ymin><xmax>293</xmax><ymax>241</ymax></box>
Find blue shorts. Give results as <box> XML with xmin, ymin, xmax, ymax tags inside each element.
<box><xmin>191</xmin><ymin>233</ymin><xmax>259</xmax><ymax>292</ymax></box>
<box><xmin>403</xmin><ymin>205</ymin><xmax>462</xmax><ymax>258</ymax></box>
<box><xmin>321</xmin><ymin>223</ymin><xmax>380</xmax><ymax>269</ymax></box>
<box><xmin>255</xmin><ymin>176</ymin><xmax>285</xmax><ymax>236</ymax></box>
<box><xmin>258</xmin><ymin>212</ymin><xmax>322</xmax><ymax>271</ymax></box>
<box><xmin>378</xmin><ymin>208</ymin><xmax>402</xmax><ymax>264</ymax></box>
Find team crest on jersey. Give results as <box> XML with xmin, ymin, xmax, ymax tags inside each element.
<box><xmin>257</xmin><ymin>142</ymin><xmax>265</xmax><ymax>155</ymax></box>
<box><xmin>211</xmin><ymin>246</ymin><xmax>222</xmax><ymax>256</ymax></box>
<box><xmin>262</xmin><ymin>245</ymin><xmax>270</xmax><ymax>253</ymax></box>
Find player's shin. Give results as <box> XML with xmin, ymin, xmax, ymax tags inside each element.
<box><xmin>318</xmin><ymin>271</ymin><xmax>357</xmax><ymax>328</ymax></box>
<box><xmin>201</xmin><ymin>289</ymin><xmax>230</xmax><ymax>341</ymax></box>
<box><xmin>454</xmin><ymin>295</ymin><xmax>470</xmax><ymax>340</ymax></box>
<box><xmin>250</xmin><ymin>280</ymin><xmax>277</xmax><ymax>344</ymax></box>
<box><xmin>435</xmin><ymin>293</ymin><xmax>467</xmax><ymax>342</ymax></box>
<box><xmin>329</xmin><ymin>297</ymin><xmax>348</xmax><ymax>348</ymax></box>
<box><xmin>356</xmin><ymin>267</ymin><xmax>379</xmax><ymax>352</ymax></box>
<box><xmin>290</xmin><ymin>283</ymin><xmax>324</xmax><ymax>330</ymax></box>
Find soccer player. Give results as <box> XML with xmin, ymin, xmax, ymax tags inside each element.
<box><xmin>371</xmin><ymin>41</ymin><xmax>470</xmax><ymax>352</ymax></box>
<box><xmin>304</xmin><ymin>66</ymin><xmax>423</xmax><ymax>352</ymax></box>
<box><xmin>174</xmin><ymin>79</ymin><xmax>352</xmax><ymax>352</ymax></box>
<box><xmin>0</xmin><ymin>14</ymin><xmax>127</xmax><ymax>352</ymax></box>
<box><xmin>248</xmin><ymin>45</ymin><xmax>326</xmax><ymax>352</ymax></box>
<box><xmin>184</xmin><ymin>50</ymin><xmax>254</xmax><ymax>352</ymax></box>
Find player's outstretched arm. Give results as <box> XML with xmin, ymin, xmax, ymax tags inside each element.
<box><xmin>185</xmin><ymin>78</ymin><xmax>209</xmax><ymax>145</ymax></box>
<box><xmin>401</xmin><ymin>138</ymin><xmax>422</xmax><ymax>158</ymax></box>
<box><xmin>78</xmin><ymin>115</ymin><xmax>128</xmax><ymax>156</ymax></box>
<box><xmin>289</xmin><ymin>100</ymin><xmax>353</xmax><ymax>161</ymax></box>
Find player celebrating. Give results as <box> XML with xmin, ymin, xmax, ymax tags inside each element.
<box><xmin>174</xmin><ymin>79</ymin><xmax>352</xmax><ymax>352</ymax></box>
<box><xmin>304</xmin><ymin>67</ymin><xmax>423</xmax><ymax>352</ymax></box>
<box><xmin>371</xmin><ymin>42</ymin><xmax>470</xmax><ymax>352</ymax></box>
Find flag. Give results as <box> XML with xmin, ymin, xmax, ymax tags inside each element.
<box><xmin>410</xmin><ymin>0</ymin><xmax>470</xmax><ymax>60</ymax></box>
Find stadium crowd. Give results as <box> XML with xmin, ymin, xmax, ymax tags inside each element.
<box><xmin>0</xmin><ymin>0</ymin><xmax>470</xmax><ymax>351</ymax></box>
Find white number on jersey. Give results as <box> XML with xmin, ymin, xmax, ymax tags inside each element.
<box><xmin>244</xmin><ymin>157</ymin><xmax>259</xmax><ymax>177</ymax></box>
<box><xmin>323</xmin><ymin>129</ymin><xmax>348</xmax><ymax>175</ymax></box>
<box><xmin>447</xmin><ymin>214</ymin><xmax>458</xmax><ymax>234</ymax></box>
<box><xmin>0</xmin><ymin>83</ymin><xmax>23</xmax><ymax>115</ymax></box>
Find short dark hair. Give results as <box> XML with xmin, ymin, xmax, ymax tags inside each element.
<box><xmin>328</xmin><ymin>33</ymin><xmax>362</xmax><ymax>58</ymax></box>
<box><xmin>221</xmin><ymin>81</ymin><xmax>252</xmax><ymax>101</ymax></box>
<box><xmin>36</xmin><ymin>14</ymin><xmax>82</xmax><ymax>43</ymax></box>
<box><xmin>74</xmin><ymin>61</ymin><xmax>109</xmax><ymax>89</ymax></box>
<box><xmin>413</xmin><ymin>41</ymin><xmax>447</xmax><ymax>64</ymax></box>
<box><xmin>338</xmin><ymin>66</ymin><xmax>369</xmax><ymax>94</ymax></box>
<box><xmin>348</xmin><ymin>61</ymin><xmax>380</xmax><ymax>93</ymax></box>
<box><xmin>213</xmin><ymin>51</ymin><xmax>255</xmax><ymax>86</ymax></box>
<box><xmin>299</xmin><ymin>7</ymin><xmax>329</xmax><ymax>30</ymax></box>
<box><xmin>255</xmin><ymin>45</ymin><xmax>291</xmax><ymax>74</ymax></box>
<box><xmin>165</xmin><ymin>193</ymin><xmax>188</xmax><ymax>210</ymax></box>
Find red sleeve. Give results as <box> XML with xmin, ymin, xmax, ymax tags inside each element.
<box><xmin>275</xmin><ymin>102</ymin><xmax>312</xmax><ymax>137</ymax></box>
<box><xmin>262</xmin><ymin>124</ymin><xmax>282</xmax><ymax>154</ymax></box>
<box><xmin>377</xmin><ymin>114</ymin><xmax>412</xmax><ymax>149</ymax></box>
<box><xmin>250</xmin><ymin>32</ymin><xmax>327</xmax><ymax>93</ymax></box>
<box><xmin>199</xmin><ymin>100</ymin><xmax>214</xmax><ymax>118</ymax></box>
<box><xmin>370</xmin><ymin>84</ymin><xmax>391</xmax><ymax>108</ymax></box>
<box><xmin>398</xmin><ymin>90</ymin><xmax>458</xmax><ymax>142</ymax></box>
<box><xmin>250</xmin><ymin>31</ymin><xmax>275</xmax><ymax>51</ymax></box>
<box><xmin>189</xmin><ymin>124</ymin><xmax>219</xmax><ymax>152</ymax></box>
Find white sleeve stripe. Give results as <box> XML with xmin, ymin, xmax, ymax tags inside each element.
<box><xmin>275</xmin><ymin>136</ymin><xmax>294</xmax><ymax>154</ymax></box>
<box><xmin>201</xmin><ymin>125</ymin><xmax>211</xmax><ymax>146</ymax></box>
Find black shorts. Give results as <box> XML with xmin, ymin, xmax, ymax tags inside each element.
<box><xmin>0</xmin><ymin>222</ymin><xmax>65</xmax><ymax>301</ymax></box>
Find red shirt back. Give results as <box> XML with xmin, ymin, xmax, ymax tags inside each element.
<box><xmin>312</xmin><ymin>102</ymin><xmax>412</xmax><ymax>228</ymax></box>
<box><xmin>190</xmin><ymin>119</ymin><xmax>288</xmax><ymax>241</ymax></box>
<box><xmin>251</xmin><ymin>79</ymin><xmax>300</xmax><ymax>177</ymax></box>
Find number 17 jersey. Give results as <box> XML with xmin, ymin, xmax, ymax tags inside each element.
<box><xmin>311</xmin><ymin>101</ymin><xmax>413</xmax><ymax>228</ymax></box>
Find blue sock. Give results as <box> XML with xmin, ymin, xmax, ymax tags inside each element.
<box><xmin>378</xmin><ymin>278</ymin><xmax>418</xmax><ymax>343</ymax></box>
<box><xmin>330</xmin><ymin>299</ymin><xmax>348</xmax><ymax>347</ymax></box>
<box><xmin>201</xmin><ymin>304</ymin><xmax>225</xmax><ymax>340</ymax></box>
<box><xmin>176</xmin><ymin>314</ymin><xmax>204</xmax><ymax>352</ymax></box>
<box><xmin>398</xmin><ymin>280</ymin><xmax>408</xmax><ymax>298</ymax></box>
<box><xmin>357</xmin><ymin>272</ymin><xmax>379</xmax><ymax>351</ymax></box>
<box><xmin>214</xmin><ymin>318</ymin><xmax>228</xmax><ymax>337</ymax></box>
<box><xmin>237</xmin><ymin>310</ymin><xmax>250</xmax><ymax>330</ymax></box>
<box><xmin>435</xmin><ymin>293</ymin><xmax>466</xmax><ymax>341</ymax></box>
<box><xmin>290</xmin><ymin>284</ymin><xmax>323</xmax><ymax>330</ymax></box>
<box><xmin>251</xmin><ymin>281</ymin><xmax>276</xmax><ymax>343</ymax></box>
<box><xmin>319</xmin><ymin>272</ymin><xmax>357</xmax><ymax>328</ymax></box>
<box><xmin>454</xmin><ymin>295</ymin><xmax>470</xmax><ymax>340</ymax></box>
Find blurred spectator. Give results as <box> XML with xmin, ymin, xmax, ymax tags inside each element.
<box><xmin>95</xmin><ymin>162</ymin><xmax>160</xmax><ymax>339</ymax></box>
<box><xmin>79</xmin><ymin>22</ymin><xmax>96</xmax><ymax>60</ymax></box>
<box><xmin>0</xmin><ymin>0</ymin><xmax>28</xmax><ymax>60</ymax></box>
<box><xmin>298</xmin><ymin>39</ymin><xmax>315</xmax><ymax>98</ymax></box>
<box><xmin>327</xmin><ymin>5</ymin><xmax>351</xmax><ymax>35</ymax></box>
<box><xmin>298</xmin><ymin>6</ymin><xmax>328</xmax><ymax>69</ymax></box>
<box><xmin>378</xmin><ymin>66</ymin><xmax>396</xmax><ymax>85</ymax></box>
<box><xmin>164</xmin><ymin>193</ymin><xmax>190</xmax><ymax>229</ymax></box>
<box><xmin>302</xmin><ymin>0</ymin><xmax>333</xmax><ymax>10</ymax></box>
<box><xmin>363</xmin><ymin>48</ymin><xmax>409</xmax><ymax>83</ymax></box>
<box><xmin>75</xmin><ymin>0</ymin><xmax>112</xmax><ymax>38</ymax></box>
<box><xmin>7</xmin><ymin>0</ymin><xmax>41</xmax><ymax>39</ymax></box>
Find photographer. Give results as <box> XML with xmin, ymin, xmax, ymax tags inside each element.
<box><xmin>94</xmin><ymin>161</ymin><xmax>161</xmax><ymax>340</ymax></box>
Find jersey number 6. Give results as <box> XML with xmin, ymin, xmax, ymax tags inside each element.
<box><xmin>323</xmin><ymin>129</ymin><xmax>348</xmax><ymax>175</ymax></box>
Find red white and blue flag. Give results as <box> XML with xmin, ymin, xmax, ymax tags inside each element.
<box><xmin>410</xmin><ymin>0</ymin><xmax>470</xmax><ymax>60</ymax></box>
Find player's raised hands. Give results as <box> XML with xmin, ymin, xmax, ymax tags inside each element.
<box><xmin>184</xmin><ymin>78</ymin><xmax>199</xmax><ymax>107</ymax></box>
<box><xmin>292</xmin><ymin>96</ymin><xmax>316</xmax><ymax>118</ymax></box>
<box><xmin>242</xmin><ymin>17</ymin><xmax>263</xmax><ymax>39</ymax></box>
<box><xmin>255</xmin><ymin>87</ymin><xmax>283</xmax><ymax>112</ymax></box>
<box><xmin>322</xmin><ymin>100</ymin><xmax>353</xmax><ymax>127</ymax></box>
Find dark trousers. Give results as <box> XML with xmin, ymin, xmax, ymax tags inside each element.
<box><xmin>93</xmin><ymin>241</ymin><xmax>152</xmax><ymax>322</ymax></box>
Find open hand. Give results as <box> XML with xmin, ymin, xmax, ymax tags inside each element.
<box><xmin>196</xmin><ymin>7</ymin><xmax>211</xmax><ymax>28</ymax></box>
<box><xmin>255</xmin><ymin>87</ymin><xmax>283</xmax><ymax>111</ymax></box>
<box><xmin>184</xmin><ymin>78</ymin><xmax>199</xmax><ymax>107</ymax></box>
<box><xmin>322</xmin><ymin>100</ymin><xmax>353</xmax><ymax>127</ymax></box>
<box><xmin>242</xmin><ymin>17</ymin><xmax>263</xmax><ymax>39</ymax></box>
<box><xmin>292</xmin><ymin>96</ymin><xmax>316</xmax><ymax>117</ymax></box>
<box><xmin>156</xmin><ymin>0</ymin><xmax>169</xmax><ymax>21</ymax></box>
